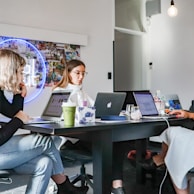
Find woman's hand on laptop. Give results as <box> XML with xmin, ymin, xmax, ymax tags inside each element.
<box><xmin>169</xmin><ymin>110</ymin><xmax>188</xmax><ymax>118</ymax></box>
<box><xmin>14</xmin><ymin>110</ymin><xmax>30</xmax><ymax>123</ymax></box>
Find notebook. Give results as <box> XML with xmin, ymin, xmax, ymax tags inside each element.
<box><xmin>27</xmin><ymin>91</ymin><xmax>71</xmax><ymax>124</ymax></box>
<box><xmin>133</xmin><ymin>91</ymin><xmax>177</xmax><ymax>119</ymax></box>
<box><xmin>94</xmin><ymin>92</ymin><xmax>126</xmax><ymax>119</ymax></box>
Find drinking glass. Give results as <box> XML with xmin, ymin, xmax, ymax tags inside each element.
<box><xmin>130</xmin><ymin>106</ymin><xmax>142</xmax><ymax>120</ymax></box>
<box><xmin>125</xmin><ymin>104</ymin><xmax>134</xmax><ymax>117</ymax></box>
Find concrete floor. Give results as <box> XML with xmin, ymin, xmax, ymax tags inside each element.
<box><xmin>0</xmin><ymin>163</ymin><xmax>93</xmax><ymax>194</ymax></box>
<box><xmin>1</xmin><ymin>152</ymin><xmax>194</xmax><ymax>194</ymax></box>
<box><xmin>1</xmin><ymin>163</ymin><xmax>194</xmax><ymax>194</ymax></box>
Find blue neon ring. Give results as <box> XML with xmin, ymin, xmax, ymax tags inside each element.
<box><xmin>0</xmin><ymin>38</ymin><xmax>46</xmax><ymax>103</ymax></box>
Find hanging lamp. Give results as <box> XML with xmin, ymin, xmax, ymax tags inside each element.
<box><xmin>167</xmin><ymin>0</ymin><xmax>178</xmax><ymax>17</ymax></box>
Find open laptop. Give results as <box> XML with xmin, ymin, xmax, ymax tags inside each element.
<box><xmin>115</xmin><ymin>90</ymin><xmax>150</xmax><ymax>110</ymax></box>
<box><xmin>164</xmin><ymin>94</ymin><xmax>182</xmax><ymax>111</ymax></box>
<box><xmin>133</xmin><ymin>91</ymin><xmax>177</xmax><ymax>119</ymax></box>
<box><xmin>27</xmin><ymin>91</ymin><xmax>71</xmax><ymax>124</ymax></box>
<box><xmin>94</xmin><ymin>92</ymin><xmax>126</xmax><ymax>119</ymax></box>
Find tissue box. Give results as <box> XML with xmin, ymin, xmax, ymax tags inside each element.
<box><xmin>75</xmin><ymin>106</ymin><xmax>96</xmax><ymax>124</ymax></box>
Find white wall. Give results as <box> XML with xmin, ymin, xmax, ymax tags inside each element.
<box><xmin>149</xmin><ymin>0</ymin><xmax>194</xmax><ymax>109</ymax></box>
<box><xmin>0</xmin><ymin>0</ymin><xmax>114</xmax><ymax>116</ymax></box>
<box><xmin>1</xmin><ymin>0</ymin><xmax>193</xmax><ymax>114</ymax></box>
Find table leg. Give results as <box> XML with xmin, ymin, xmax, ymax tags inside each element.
<box><xmin>135</xmin><ymin>139</ymin><xmax>147</xmax><ymax>184</ymax></box>
<box><xmin>92</xmin><ymin>130</ymin><xmax>112</xmax><ymax>194</ymax></box>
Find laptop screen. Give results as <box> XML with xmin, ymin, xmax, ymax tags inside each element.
<box><xmin>42</xmin><ymin>92</ymin><xmax>71</xmax><ymax>117</ymax></box>
<box><xmin>133</xmin><ymin>92</ymin><xmax>159</xmax><ymax>116</ymax></box>
<box><xmin>114</xmin><ymin>90</ymin><xmax>150</xmax><ymax>109</ymax></box>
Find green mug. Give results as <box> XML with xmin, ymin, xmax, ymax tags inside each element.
<box><xmin>62</xmin><ymin>102</ymin><xmax>76</xmax><ymax>126</ymax></box>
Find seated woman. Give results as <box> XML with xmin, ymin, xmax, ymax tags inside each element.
<box><xmin>0</xmin><ymin>49</ymin><xmax>88</xmax><ymax>194</ymax></box>
<box><xmin>53</xmin><ymin>59</ymin><xmax>128</xmax><ymax>194</ymax></box>
<box><xmin>52</xmin><ymin>59</ymin><xmax>93</xmax><ymax>150</ymax></box>
<box><xmin>142</xmin><ymin>109</ymin><xmax>194</xmax><ymax>194</ymax></box>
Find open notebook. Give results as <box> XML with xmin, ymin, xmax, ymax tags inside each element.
<box><xmin>27</xmin><ymin>91</ymin><xmax>71</xmax><ymax>124</ymax></box>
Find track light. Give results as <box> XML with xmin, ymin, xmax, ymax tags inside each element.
<box><xmin>167</xmin><ymin>0</ymin><xmax>178</xmax><ymax>17</ymax></box>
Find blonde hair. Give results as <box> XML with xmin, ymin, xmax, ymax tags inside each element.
<box><xmin>53</xmin><ymin>59</ymin><xmax>86</xmax><ymax>90</ymax></box>
<box><xmin>0</xmin><ymin>49</ymin><xmax>26</xmax><ymax>94</ymax></box>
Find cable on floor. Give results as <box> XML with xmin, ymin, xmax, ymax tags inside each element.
<box><xmin>158</xmin><ymin>168</ymin><xmax>168</xmax><ymax>194</ymax></box>
<box><xmin>158</xmin><ymin>117</ymin><xmax>170</xmax><ymax>194</ymax></box>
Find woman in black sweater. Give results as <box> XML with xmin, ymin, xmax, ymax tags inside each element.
<box><xmin>0</xmin><ymin>49</ymin><xmax>88</xmax><ymax>194</ymax></box>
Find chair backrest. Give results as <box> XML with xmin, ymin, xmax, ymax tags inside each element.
<box><xmin>187</xmin><ymin>168</ymin><xmax>194</xmax><ymax>179</ymax></box>
<box><xmin>189</xmin><ymin>100</ymin><xmax>194</xmax><ymax>112</ymax></box>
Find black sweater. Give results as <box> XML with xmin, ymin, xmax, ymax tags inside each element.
<box><xmin>0</xmin><ymin>90</ymin><xmax>24</xmax><ymax>146</ymax></box>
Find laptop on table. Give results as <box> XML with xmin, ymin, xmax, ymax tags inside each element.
<box><xmin>115</xmin><ymin>90</ymin><xmax>150</xmax><ymax>110</ymax></box>
<box><xmin>94</xmin><ymin>92</ymin><xmax>126</xmax><ymax>120</ymax></box>
<box><xmin>164</xmin><ymin>94</ymin><xmax>182</xmax><ymax>111</ymax></box>
<box><xmin>27</xmin><ymin>91</ymin><xmax>71</xmax><ymax>124</ymax></box>
<box><xmin>133</xmin><ymin>91</ymin><xmax>177</xmax><ymax>119</ymax></box>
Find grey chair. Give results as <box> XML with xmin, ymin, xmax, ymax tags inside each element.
<box><xmin>60</xmin><ymin>140</ymin><xmax>93</xmax><ymax>190</ymax></box>
<box><xmin>187</xmin><ymin>168</ymin><xmax>194</xmax><ymax>179</ymax></box>
<box><xmin>0</xmin><ymin>169</ymin><xmax>13</xmax><ymax>184</ymax></box>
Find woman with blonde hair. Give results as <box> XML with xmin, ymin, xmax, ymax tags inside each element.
<box><xmin>0</xmin><ymin>49</ymin><xmax>88</xmax><ymax>194</ymax></box>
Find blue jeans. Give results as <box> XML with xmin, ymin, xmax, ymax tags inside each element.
<box><xmin>0</xmin><ymin>133</ymin><xmax>64</xmax><ymax>194</ymax></box>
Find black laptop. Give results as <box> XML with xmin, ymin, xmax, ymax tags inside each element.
<box><xmin>94</xmin><ymin>92</ymin><xmax>126</xmax><ymax>119</ymax></box>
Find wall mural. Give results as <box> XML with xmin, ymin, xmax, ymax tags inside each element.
<box><xmin>0</xmin><ymin>36</ymin><xmax>80</xmax><ymax>103</ymax></box>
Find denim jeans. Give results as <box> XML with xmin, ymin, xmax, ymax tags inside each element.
<box><xmin>0</xmin><ymin>133</ymin><xmax>64</xmax><ymax>194</ymax></box>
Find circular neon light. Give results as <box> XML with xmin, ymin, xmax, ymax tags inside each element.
<box><xmin>0</xmin><ymin>38</ymin><xmax>46</xmax><ymax>103</ymax></box>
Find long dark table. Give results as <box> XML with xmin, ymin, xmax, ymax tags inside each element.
<box><xmin>23</xmin><ymin>118</ymin><xmax>188</xmax><ymax>194</ymax></box>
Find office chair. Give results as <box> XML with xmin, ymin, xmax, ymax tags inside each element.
<box><xmin>187</xmin><ymin>99</ymin><xmax>194</xmax><ymax>189</ymax></box>
<box><xmin>60</xmin><ymin>140</ymin><xmax>93</xmax><ymax>189</ymax></box>
<box><xmin>0</xmin><ymin>169</ymin><xmax>13</xmax><ymax>184</ymax></box>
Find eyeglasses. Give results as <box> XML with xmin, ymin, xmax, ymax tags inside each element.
<box><xmin>71</xmin><ymin>71</ymin><xmax>88</xmax><ymax>77</ymax></box>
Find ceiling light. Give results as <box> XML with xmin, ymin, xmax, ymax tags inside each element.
<box><xmin>167</xmin><ymin>0</ymin><xmax>178</xmax><ymax>17</ymax></box>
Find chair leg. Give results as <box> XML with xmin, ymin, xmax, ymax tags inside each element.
<box><xmin>84</xmin><ymin>174</ymin><xmax>93</xmax><ymax>188</ymax></box>
<box><xmin>72</xmin><ymin>164</ymin><xmax>86</xmax><ymax>187</ymax></box>
<box><xmin>80</xmin><ymin>164</ymin><xmax>86</xmax><ymax>186</ymax></box>
<box><xmin>72</xmin><ymin>175</ymin><xmax>83</xmax><ymax>185</ymax></box>
<box><xmin>71</xmin><ymin>164</ymin><xmax>93</xmax><ymax>188</ymax></box>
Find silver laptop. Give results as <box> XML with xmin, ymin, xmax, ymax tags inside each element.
<box><xmin>133</xmin><ymin>91</ymin><xmax>177</xmax><ymax>119</ymax></box>
<box><xmin>94</xmin><ymin>92</ymin><xmax>126</xmax><ymax>118</ymax></box>
<box><xmin>27</xmin><ymin>91</ymin><xmax>71</xmax><ymax>124</ymax></box>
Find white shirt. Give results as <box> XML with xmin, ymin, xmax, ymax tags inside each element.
<box><xmin>54</xmin><ymin>83</ymin><xmax>94</xmax><ymax>107</ymax></box>
<box><xmin>54</xmin><ymin>83</ymin><xmax>95</xmax><ymax>143</ymax></box>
